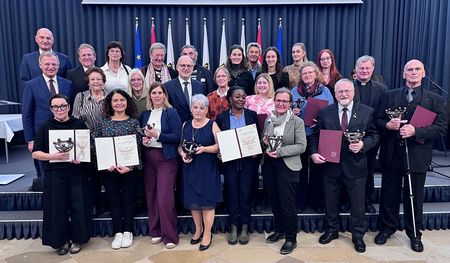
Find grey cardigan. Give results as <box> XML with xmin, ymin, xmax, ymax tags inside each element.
<box><xmin>262</xmin><ymin>114</ymin><xmax>307</xmax><ymax>171</ymax></box>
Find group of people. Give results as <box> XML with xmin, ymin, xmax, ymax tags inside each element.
<box><xmin>20</xmin><ymin>27</ymin><xmax>447</xmax><ymax>256</ymax></box>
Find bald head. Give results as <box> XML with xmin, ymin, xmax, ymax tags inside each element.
<box><xmin>403</xmin><ymin>59</ymin><xmax>425</xmax><ymax>88</ymax></box>
<box><xmin>35</xmin><ymin>28</ymin><xmax>54</xmax><ymax>51</ymax></box>
<box><xmin>176</xmin><ymin>55</ymin><xmax>194</xmax><ymax>80</ymax></box>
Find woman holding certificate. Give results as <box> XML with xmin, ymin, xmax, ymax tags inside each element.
<box><xmin>291</xmin><ymin>61</ymin><xmax>334</xmax><ymax>213</ymax></box>
<box><xmin>178</xmin><ymin>94</ymin><xmax>222</xmax><ymax>251</ymax></box>
<box><xmin>140</xmin><ymin>82</ymin><xmax>181</xmax><ymax>249</ymax></box>
<box><xmin>94</xmin><ymin>89</ymin><xmax>142</xmax><ymax>250</ymax></box>
<box><xmin>216</xmin><ymin>86</ymin><xmax>258</xmax><ymax>245</ymax></box>
<box><xmin>32</xmin><ymin>94</ymin><xmax>91</xmax><ymax>255</ymax></box>
<box><xmin>262</xmin><ymin>88</ymin><xmax>307</xmax><ymax>255</ymax></box>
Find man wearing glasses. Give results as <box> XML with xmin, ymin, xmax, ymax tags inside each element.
<box><xmin>22</xmin><ymin>51</ymin><xmax>73</xmax><ymax>190</ymax></box>
<box><xmin>164</xmin><ymin>55</ymin><xmax>206</xmax><ymax>123</ymax></box>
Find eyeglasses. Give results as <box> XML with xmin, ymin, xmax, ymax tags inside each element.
<box><xmin>301</xmin><ymin>71</ymin><xmax>315</xmax><ymax>76</ymax></box>
<box><xmin>335</xmin><ymin>89</ymin><xmax>353</xmax><ymax>95</ymax></box>
<box><xmin>50</xmin><ymin>104</ymin><xmax>68</xmax><ymax>111</ymax></box>
<box><xmin>275</xmin><ymin>99</ymin><xmax>291</xmax><ymax>104</ymax></box>
<box><xmin>320</xmin><ymin>57</ymin><xmax>331</xmax><ymax>61</ymax></box>
<box><xmin>178</xmin><ymin>64</ymin><xmax>193</xmax><ymax>68</ymax></box>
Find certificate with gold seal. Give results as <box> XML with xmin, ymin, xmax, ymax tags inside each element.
<box><xmin>95</xmin><ymin>134</ymin><xmax>139</xmax><ymax>170</ymax></box>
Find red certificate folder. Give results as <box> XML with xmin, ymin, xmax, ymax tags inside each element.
<box><xmin>410</xmin><ymin>105</ymin><xmax>437</xmax><ymax>128</ymax></box>
<box><xmin>304</xmin><ymin>98</ymin><xmax>328</xmax><ymax>126</ymax></box>
<box><xmin>318</xmin><ymin>129</ymin><xmax>343</xmax><ymax>163</ymax></box>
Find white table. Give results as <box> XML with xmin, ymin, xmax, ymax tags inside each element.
<box><xmin>0</xmin><ymin>114</ymin><xmax>23</xmax><ymax>163</ymax></box>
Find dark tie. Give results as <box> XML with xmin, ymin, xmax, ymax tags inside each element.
<box><xmin>183</xmin><ymin>81</ymin><xmax>190</xmax><ymax>105</ymax></box>
<box><xmin>406</xmin><ymin>88</ymin><xmax>414</xmax><ymax>103</ymax></box>
<box><xmin>341</xmin><ymin>107</ymin><xmax>348</xmax><ymax>131</ymax></box>
<box><xmin>49</xmin><ymin>79</ymin><xmax>57</xmax><ymax>95</ymax></box>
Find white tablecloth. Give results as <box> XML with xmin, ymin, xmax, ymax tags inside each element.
<box><xmin>0</xmin><ymin>114</ymin><xmax>23</xmax><ymax>142</ymax></box>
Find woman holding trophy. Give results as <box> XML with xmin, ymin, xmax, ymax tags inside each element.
<box><xmin>262</xmin><ymin>88</ymin><xmax>307</xmax><ymax>255</ymax></box>
<box><xmin>178</xmin><ymin>94</ymin><xmax>222</xmax><ymax>251</ymax></box>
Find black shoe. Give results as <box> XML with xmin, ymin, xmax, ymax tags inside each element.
<box><xmin>410</xmin><ymin>237</ymin><xmax>424</xmax><ymax>252</ymax></box>
<box><xmin>57</xmin><ymin>242</ymin><xmax>71</xmax><ymax>256</ymax></box>
<box><xmin>266</xmin><ymin>232</ymin><xmax>285</xmax><ymax>243</ymax></box>
<box><xmin>280</xmin><ymin>240</ymin><xmax>297</xmax><ymax>255</ymax></box>
<box><xmin>199</xmin><ymin>234</ymin><xmax>212</xmax><ymax>251</ymax></box>
<box><xmin>190</xmin><ymin>232</ymin><xmax>203</xmax><ymax>245</ymax></box>
<box><xmin>365</xmin><ymin>204</ymin><xmax>376</xmax><ymax>214</ymax></box>
<box><xmin>352</xmin><ymin>237</ymin><xmax>366</xmax><ymax>253</ymax></box>
<box><xmin>319</xmin><ymin>231</ymin><xmax>339</xmax><ymax>244</ymax></box>
<box><xmin>374</xmin><ymin>232</ymin><xmax>391</xmax><ymax>245</ymax></box>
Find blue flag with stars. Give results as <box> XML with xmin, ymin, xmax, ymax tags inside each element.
<box><xmin>276</xmin><ymin>23</ymin><xmax>283</xmax><ymax>60</ymax></box>
<box><xmin>134</xmin><ymin>20</ymin><xmax>143</xmax><ymax>68</ymax></box>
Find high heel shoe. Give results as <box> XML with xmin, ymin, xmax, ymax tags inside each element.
<box><xmin>199</xmin><ymin>234</ymin><xmax>212</xmax><ymax>251</ymax></box>
<box><xmin>190</xmin><ymin>232</ymin><xmax>203</xmax><ymax>245</ymax></box>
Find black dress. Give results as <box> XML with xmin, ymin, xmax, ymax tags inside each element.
<box><xmin>33</xmin><ymin>117</ymin><xmax>91</xmax><ymax>249</ymax></box>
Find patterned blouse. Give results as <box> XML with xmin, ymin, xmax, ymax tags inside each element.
<box><xmin>245</xmin><ymin>95</ymin><xmax>275</xmax><ymax>117</ymax></box>
<box><xmin>207</xmin><ymin>90</ymin><xmax>229</xmax><ymax>121</ymax></box>
<box><xmin>94</xmin><ymin>117</ymin><xmax>142</xmax><ymax>169</ymax></box>
<box><xmin>72</xmin><ymin>90</ymin><xmax>106</xmax><ymax>131</ymax></box>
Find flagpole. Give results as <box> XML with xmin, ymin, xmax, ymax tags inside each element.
<box><xmin>151</xmin><ymin>17</ymin><xmax>156</xmax><ymax>44</ymax></box>
<box><xmin>219</xmin><ymin>18</ymin><xmax>227</xmax><ymax>67</ymax></box>
<box><xmin>185</xmin><ymin>17</ymin><xmax>191</xmax><ymax>45</ymax></box>
<box><xmin>276</xmin><ymin>17</ymin><xmax>283</xmax><ymax>60</ymax></box>
<box><xmin>240</xmin><ymin>18</ymin><xmax>246</xmax><ymax>54</ymax></box>
<box><xmin>166</xmin><ymin>17</ymin><xmax>175</xmax><ymax>68</ymax></box>
<box><xmin>202</xmin><ymin>17</ymin><xmax>210</xmax><ymax>69</ymax></box>
<box><xmin>257</xmin><ymin>18</ymin><xmax>263</xmax><ymax>63</ymax></box>
<box><xmin>134</xmin><ymin>16</ymin><xmax>143</xmax><ymax>68</ymax></box>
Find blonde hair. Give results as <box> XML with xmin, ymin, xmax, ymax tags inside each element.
<box><xmin>254</xmin><ymin>73</ymin><xmax>275</xmax><ymax>98</ymax></box>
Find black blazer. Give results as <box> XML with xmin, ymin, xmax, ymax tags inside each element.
<box><xmin>354</xmin><ymin>79</ymin><xmax>387</xmax><ymax>126</ymax></box>
<box><xmin>164</xmin><ymin>78</ymin><xmax>206</xmax><ymax>124</ymax></box>
<box><xmin>378</xmin><ymin>87</ymin><xmax>447</xmax><ymax>173</ymax></box>
<box><xmin>216</xmin><ymin>108</ymin><xmax>258</xmax><ymax>131</ymax></box>
<box><xmin>66</xmin><ymin>66</ymin><xmax>89</xmax><ymax>96</ymax></box>
<box><xmin>309</xmin><ymin>102</ymin><xmax>379</xmax><ymax>179</ymax></box>
<box><xmin>195</xmin><ymin>64</ymin><xmax>215</xmax><ymax>95</ymax></box>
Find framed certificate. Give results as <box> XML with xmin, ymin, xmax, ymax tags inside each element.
<box><xmin>217</xmin><ymin>124</ymin><xmax>262</xmax><ymax>162</ymax></box>
<box><xmin>49</xmin><ymin>129</ymin><xmax>91</xmax><ymax>163</ymax></box>
<box><xmin>94</xmin><ymin>134</ymin><xmax>139</xmax><ymax>170</ymax></box>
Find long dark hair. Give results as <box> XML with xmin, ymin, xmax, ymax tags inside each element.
<box><xmin>225</xmin><ymin>45</ymin><xmax>246</xmax><ymax>70</ymax></box>
<box><xmin>262</xmin><ymin>46</ymin><xmax>283</xmax><ymax>73</ymax></box>
<box><xmin>103</xmin><ymin>89</ymin><xmax>138</xmax><ymax>118</ymax></box>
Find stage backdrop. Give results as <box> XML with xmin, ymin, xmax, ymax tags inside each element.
<box><xmin>1</xmin><ymin>0</ymin><xmax>449</xmax><ymax>113</ymax></box>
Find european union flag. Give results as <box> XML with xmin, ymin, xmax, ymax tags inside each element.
<box><xmin>276</xmin><ymin>23</ymin><xmax>283</xmax><ymax>60</ymax></box>
<box><xmin>134</xmin><ymin>18</ymin><xmax>143</xmax><ymax>68</ymax></box>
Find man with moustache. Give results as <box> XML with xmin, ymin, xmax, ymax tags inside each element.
<box><xmin>22</xmin><ymin>52</ymin><xmax>73</xmax><ymax>190</ymax></box>
<box><xmin>66</xmin><ymin>44</ymin><xmax>97</xmax><ymax>96</ymax></box>
<box><xmin>164</xmin><ymin>55</ymin><xmax>206</xmax><ymax>123</ymax></box>
<box><xmin>375</xmin><ymin>59</ymin><xmax>447</xmax><ymax>252</ymax></box>
<box><xmin>309</xmin><ymin>79</ymin><xmax>379</xmax><ymax>253</ymax></box>
<box><xmin>180</xmin><ymin>45</ymin><xmax>214</xmax><ymax>94</ymax></box>
<box><xmin>20</xmin><ymin>28</ymin><xmax>72</xmax><ymax>89</ymax></box>
<box><xmin>246</xmin><ymin>42</ymin><xmax>262</xmax><ymax>80</ymax></box>
<box><xmin>140</xmin><ymin>43</ymin><xmax>177</xmax><ymax>88</ymax></box>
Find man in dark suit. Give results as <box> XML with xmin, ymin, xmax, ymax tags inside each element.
<box><xmin>353</xmin><ymin>55</ymin><xmax>388</xmax><ymax>213</ymax></box>
<box><xmin>309</xmin><ymin>78</ymin><xmax>379</xmax><ymax>253</ymax></box>
<box><xmin>22</xmin><ymin>51</ymin><xmax>73</xmax><ymax>189</ymax></box>
<box><xmin>164</xmin><ymin>55</ymin><xmax>206</xmax><ymax>123</ymax></box>
<box><xmin>66</xmin><ymin>43</ymin><xmax>96</xmax><ymax>96</ymax></box>
<box><xmin>180</xmin><ymin>45</ymin><xmax>215</xmax><ymax>94</ymax></box>
<box><xmin>375</xmin><ymin>59</ymin><xmax>447</xmax><ymax>252</ymax></box>
<box><xmin>20</xmin><ymin>28</ymin><xmax>72</xmax><ymax>89</ymax></box>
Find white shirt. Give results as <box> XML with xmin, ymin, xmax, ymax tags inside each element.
<box><xmin>338</xmin><ymin>101</ymin><xmax>354</xmax><ymax>125</ymax></box>
<box><xmin>178</xmin><ymin>77</ymin><xmax>192</xmax><ymax>105</ymax></box>
<box><xmin>42</xmin><ymin>74</ymin><xmax>59</xmax><ymax>94</ymax></box>
<box><xmin>147</xmin><ymin>108</ymin><xmax>163</xmax><ymax>148</ymax></box>
<box><xmin>101</xmin><ymin>62</ymin><xmax>131</xmax><ymax>93</ymax></box>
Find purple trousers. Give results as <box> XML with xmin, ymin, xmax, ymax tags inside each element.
<box><xmin>143</xmin><ymin>148</ymin><xmax>179</xmax><ymax>244</ymax></box>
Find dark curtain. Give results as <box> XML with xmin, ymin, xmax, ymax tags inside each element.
<box><xmin>1</xmin><ymin>0</ymin><xmax>449</xmax><ymax>114</ymax></box>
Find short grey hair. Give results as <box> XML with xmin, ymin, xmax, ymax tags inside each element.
<box><xmin>246</xmin><ymin>42</ymin><xmax>261</xmax><ymax>54</ymax></box>
<box><xmin>335</xmin><ymin>78</ymin><xmax>355</xmax><ymax>90</ymax></box>
<box><xmin>355</xmin><ymin>55</ymin><xmax>375</xmax><ymax>68</ymax></box>
<box><xmin>180</xmin><ymin>44</ymin><xmax>198</xmax><ymax>56</ymax></box>
<box><xmin>191</xmin><ymin>94</ymin><xmax>209</xmax><ymax>108</ymax></box>
<box><xmin>77</xmin><ymin>43</ymin><xmax>96</xmax><ymax>58</ymax></box>
<box><xmin>149</xmin><ymin>42</ymin><xmax>166</xmax><ymax>54</ymax></box>
<box><xmin>274</xmin><ymin>87</ymin><xmax>293</xmax><ymax>102</ymax></box>
<box><xmin>39</xmin><ymin>51</ymin><xmax>59</xmax><ymax>65</ymax></box>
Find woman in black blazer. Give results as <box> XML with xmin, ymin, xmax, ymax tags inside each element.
<box><xmin>216</xmin><ymin>86</ymin><xmax>259</xmax><ymax>245</ymax></box>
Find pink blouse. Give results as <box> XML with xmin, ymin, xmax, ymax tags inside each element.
<box><xmin>245</xmin><ymin>95</ymin><xmax>275</xmax><ymax>117</ymax></box>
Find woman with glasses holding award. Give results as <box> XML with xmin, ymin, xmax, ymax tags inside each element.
<box><xmin>32</xmin><ymin>94</ymin><xmax>91</xmax><ymax>256</ymax></box>
<box><xmin>140</xmin><ymin>82</ymin><xmax>181</xmax><ymax>249</ymax></box>
<box><xmin>262</xmin><ymin>88</ymin><xmax>307</xmax><ymax>255</ymax></box>
<box><xmin>178</xmin><ymin>94</ymin><xmax>222</xmax><ymax>251</ymax></box>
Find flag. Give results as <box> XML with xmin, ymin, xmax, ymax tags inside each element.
<box><xmin>151</xmin><ymin>17</ymin><xmax>156</xmax><ymax>44</ymax></box>
<box><xmin>134</xmin><ymin>17</ymin><xmax>143</xmax><ymax>68</ymax></box>
<box><xmin>166</xmin><ymin>18</ymin><xmax>175</xmax><ymax>68</ymax></box>
<box><xmin>257</xmin><ymin>18</ymin><xmax>263</xmax><ymax>63</ymax></box>
<box><xmin>219</xmin><ymin>18</ymin><xmax>227</xmax><ymax>67</ymax></box>
<box><xmin>202</xmin><ymin>18</ymin><xmax>210</xmax><ymax>69</ymax></box>
<box><xmin>185</xmin><ymin>18</ymin><xmax>191</xmax><ymax>45</ymax></box>
<box><xmin>240</xmin><ymin>18</ymin><xmax>246</xmax><ymax>54</ymax></box>
<box><xmin>276</xmin><ymin>18</ymin><xmax>283</xmax><ymax>60</ymax></box>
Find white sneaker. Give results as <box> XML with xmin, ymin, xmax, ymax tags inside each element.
<box><xmin>165</xmin><ymin>242</ymin><xmax>177</xmax><ymax>249</ymax></box>
<box><xmin>111</xmin><ymin>233</ymin><xmax>123</xmax><ymax>249</ymax></box>
<box><xmin>121</xmin><ymin>231</ymin><xmax>133</xmax><ymax>248</ymax></box>
<box><xmin>151</xmin><ymin>237</ymin><xmax>162</xmax><ymax>244</ymax></box>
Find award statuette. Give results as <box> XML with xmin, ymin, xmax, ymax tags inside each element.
<box><xmin>182</xmin><ymin>139</ymin><xmax>201</xmax><ymax>160</ymax></box>
<box><xmin>53</xmin><ymin>138</ymin><xmax>74</xmax><ymax>153</ymax></box>
<box><xmin>386</xmin><ymin>107</ymin><xmax>407</xmax><ymax>120</ymax></box>
<box><xmin>292</xmin><ymin>97</ymin><xmax>305</xmax><ymax>110</ymax></box>
<box><xmin>266</xmin><ymin>135</ymin><xmax>283</xmax><ymax>152</ymax></box>
<box><xmin>344</xmin><ymin>129</ymin><xmax>365</xmax><ymax>144</ymax></box>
